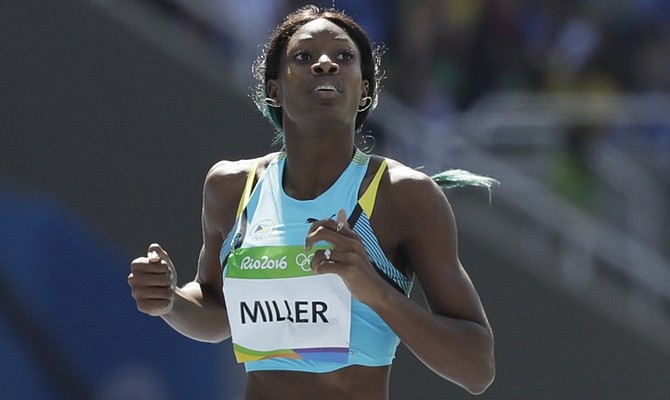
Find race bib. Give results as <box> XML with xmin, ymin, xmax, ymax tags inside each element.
<box><xmin>223</xmin><ymin>246</ymin><xmax>351</xmax><ymax>363</ymax></box>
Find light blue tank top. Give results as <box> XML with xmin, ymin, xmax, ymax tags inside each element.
<box><xmin>220</xmin><ymin>149</ymin><xmax>413</xmax><ymax>373</ymax></box>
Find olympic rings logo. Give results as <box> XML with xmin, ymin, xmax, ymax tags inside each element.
<box><xmin>295</xmin><ymin>253</ymin><xmax>314</xmax><ymax>272</ymax></box>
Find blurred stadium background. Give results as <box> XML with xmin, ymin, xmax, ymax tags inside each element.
<box><xmin>2</xmin><ymin>0</ymin><xmax>669</xmax><ymax>399</ymax></box>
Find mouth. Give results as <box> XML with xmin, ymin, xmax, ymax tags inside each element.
<box><xmin>313</xmin><ymin>84</ymin><xmax>341</xmax><ymax>93</ymax></box>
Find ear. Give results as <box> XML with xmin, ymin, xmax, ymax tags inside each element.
<box><xmin>359</xmin><ymin>80</ymin><xmax>370</xmax><ymax>108</ymax></box>
<box><xmin>266</xmin><ymin>80</ymin><xmax>281</xmax><ymax>105</ymax></box>
<box><xmin>360</xmin><ymin>79</ymin><xmax>370</xmax><ymax>99</ymax></box>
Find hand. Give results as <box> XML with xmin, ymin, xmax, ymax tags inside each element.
<box><xmin>128</xmin><ymin>243</ymin><xmax>178</xmax><ymax>316</ymax></box>
<box><xmin>305</xmin><ymin>209</ymin><xmax>386</xmax><ymax>304</ymax></box>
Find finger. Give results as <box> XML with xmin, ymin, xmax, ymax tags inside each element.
<box><xmin>311</xmin><ymin>254</ymin><xmax>341</xmax><ymax>276</ymax></box>
<box><xmin>305</xmin><ymin>225</ymin><xmax>359</xmax><ymax>252</ymax></box>
<box><xmin>307</xmin><ymin>210</ymin><xmax>348</xmax><ymax>235</ymax></box>
<box><xmin>128</xmin><ymin>269</ymin><xmax>173</xmax><ymax>287</ymax></box>
<box><xmin>147</xmin><ymin>243</ymin><xmax>177</xmax><ymax>288</ymax></box>
<box><xmin>130</xmin><ymin>257</ymin><xmax>170</xmax><ymax>274</ymax></box>
<box><xmin>306</xmin><ymin>217</ymin><xmax>332</xmax><ymax>237</ymax></box>
<box><xmin>310</xmin><ymin>248</ymin><xmax>335</xmax><ymax>274</ymax></box>
<box><xmin>332</xmin><ymin>209</ymin><xmax>350</xmax><ymax>234</ymax></box>
<box><xmin>148</xmin><ymin>243</ymin><xmax>169</xmax><ymax>261</ymax></box>
<box><xmin>336</xmin><ymin>209</ymin><xmax>348</xmax><ymax>227</ymax></box>
<box><xmin>305</xmin><ymin>225</ymin><xmax>336</xmax><ymax>251</ymax></box>
<box><xmin>322</xmin><ymin>248</ymin><xmax>335</xmax><ymax>263</ymax></box>
<box><xmin>148</xmin><ymin>251</ymin><xmax>160</xmax><ymax>263</ymax></box>
<box><xmin>305</xmin><ymin>211</ymin><xmax>349</xmax><ymax>250</ymax></box>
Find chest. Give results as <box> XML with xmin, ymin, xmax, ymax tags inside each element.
<box><xmin>242</xmin><ymin>155</ymin><xmax>364</xmax><ymax>248</ymax></box>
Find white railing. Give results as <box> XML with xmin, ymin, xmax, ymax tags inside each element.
<box><xmin>460</xmin><ymin>93</ymin><xmax>669</xmax><ymax>254</ymax></box>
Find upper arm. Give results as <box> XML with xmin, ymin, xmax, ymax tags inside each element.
<box><xmin>393</xmin><ymin>167</ymin><xmax>490</xmax><ymax>329</ymax></box>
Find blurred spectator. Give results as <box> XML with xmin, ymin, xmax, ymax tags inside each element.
<box><xmin>137</xmin><ymin>0</ymin><xmax>670</xmax><ymax>182</ymax></box>
<box><xmin>214</xmin><ymin>0</ymin><xmax>290</xmax><ymax>87</ymax></box>
<box><xmin>630</xmin><ymin>23</ymin><xmax>670</xmax><ymax>91</ymax></box>
<box><xmin>551</xmin><ymin>127</ymin><xmax>602</xmax><ymax>212</ymax></box>
<box><xmin>293</xmin><ymin>0</ymin><xmax>398</xmax><ymax>44</ymax></box>
<box><xmin>140</xmin><ymin>0</ymin><xmax>670</xmax><ymax>108</ymax></box>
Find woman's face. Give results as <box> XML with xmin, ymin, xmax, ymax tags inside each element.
<box><xmin>268</xmin><ymin>18</ymin><xmax>369</xmax><ymax>130</ymax></box>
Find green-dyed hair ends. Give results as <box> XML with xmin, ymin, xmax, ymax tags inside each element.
<box><xmin>431</xmin><ymin>169</ymin><xmax>500</xmax><ymax>194</ymax></box>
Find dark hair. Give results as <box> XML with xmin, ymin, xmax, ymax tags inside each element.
<box><xmin>252</xmin><ymin>5</ymin><xmax>383</xmax><ymax>145</ymax></box>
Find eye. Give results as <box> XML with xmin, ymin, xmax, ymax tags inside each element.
<box><xmin>338</xmin><ymin>50</ymin><xmax>355</xmax><ymax>61</ymax></box>
<box><xmin>294</xmin><ymin>51</ymin><xmax>311</xmax><ymax>61</ymax></box>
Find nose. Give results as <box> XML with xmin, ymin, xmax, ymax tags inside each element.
<box><xmin>311</xmin><ymin>54</ymin><xmax>339</xmax><ymax>75</ymax></box>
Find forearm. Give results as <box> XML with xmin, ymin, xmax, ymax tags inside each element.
<box><xmin>161</xmin><ymin>281</ymin><xmax>231</xmax><ymax>343</ymax></box>
<box><xmin>372</xmin><ymin>287</ymin><xmax>495</xmax><ymax>394</ymax></box>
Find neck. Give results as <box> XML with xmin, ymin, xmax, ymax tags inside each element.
<box><xmin>281</xmin><ymin>125</ymin><xmax>356</xmax><ymax>200</ymax></box>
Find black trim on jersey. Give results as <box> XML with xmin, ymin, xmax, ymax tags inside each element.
<box><xmin>371</xmin><ymin>261</ymin><xmax>405</xmax><ymax>294</ymax></box>
<box><xmin>347</xmin><ymin>203</ymin><xmax>363</xmax><ymax>227</ymax></box>
<box><xmin>349</xmin><ymin>203</ymin><xmax>405</xmax><ymax>295</ymax></box>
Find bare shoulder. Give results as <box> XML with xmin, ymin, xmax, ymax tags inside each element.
<box><xmin>378</xmin><ymin>157</ymin><xmax>455</xmax><ymax>239</ymax></box>
<box><xmin>370</xmin><ymin>156</ymin><xmax>456</xmax><ymax>276</ymax></box>
<box><xmin>381</xmin><ymin>157</ymin><xmax>448</xmax><ymax>207</ymax></box>
<box><xmin>203</xmin><ymin>153</ymin><xmax>280</xmax><ymax>230</ymax></box>
<box><xmin>206</xmin><ymin>153</ymin><xmax>278</xmax><ymax>184</ymax></box>
<box><xmin>205</xmin><ymin>153</ymin><xmax>279</xmax><ymax>195</ymax></box>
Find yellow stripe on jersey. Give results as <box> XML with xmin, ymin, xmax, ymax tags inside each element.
<box><xmin>236</xmin><ymin>159</ymin><xmax>260</xmax><ymax>218</ymax></box>
<box><xmin>358</xmin><ymin>159</ymin><xmax>388</xmax><ymax>219</ymax></box>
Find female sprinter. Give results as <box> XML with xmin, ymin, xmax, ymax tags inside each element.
<box><xmin>129</xmin><ymin>5</ymin><xmax>495</xmax><ymax>399</ymax></box>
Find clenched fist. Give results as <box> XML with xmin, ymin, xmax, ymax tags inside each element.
<box><xmin>128</xmin><ymin>243</ymin><xmax>177</xmax><ymax>316</ymax></box>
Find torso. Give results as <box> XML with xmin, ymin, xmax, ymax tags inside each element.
<box><xmin>249</xmin><ymin>153</ymin><xmax>407</xmax><ymax>273</ymax></box>
<box><xmin>216</xmin><ymin>151</ymin><xmax>418</xmax><ymax>399</ymax></box>
<box><xmin>244</xmin><ymin>365</ymin><xmax>390</xmax><ymax>400</ymax></box>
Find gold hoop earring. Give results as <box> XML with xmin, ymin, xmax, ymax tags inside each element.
<box><xmin>358</xmin><ymin>96</ymin><xmax>372</xmax><ymax>112</ymax></box>
<box><xmin>264</xmin><ymin>98</ymin><xmax>281</xmax><ymax>108</ymax></box>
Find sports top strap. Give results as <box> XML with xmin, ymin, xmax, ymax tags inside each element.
<box><xmin>358</xmin><ymin>158</ymin><xmax>388</xmax><ymax>218</ymax></box>
<box><xmin>236</xmin><ymin>159</ymin><xmax>260</xmax><ymax>218</ymax></box>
